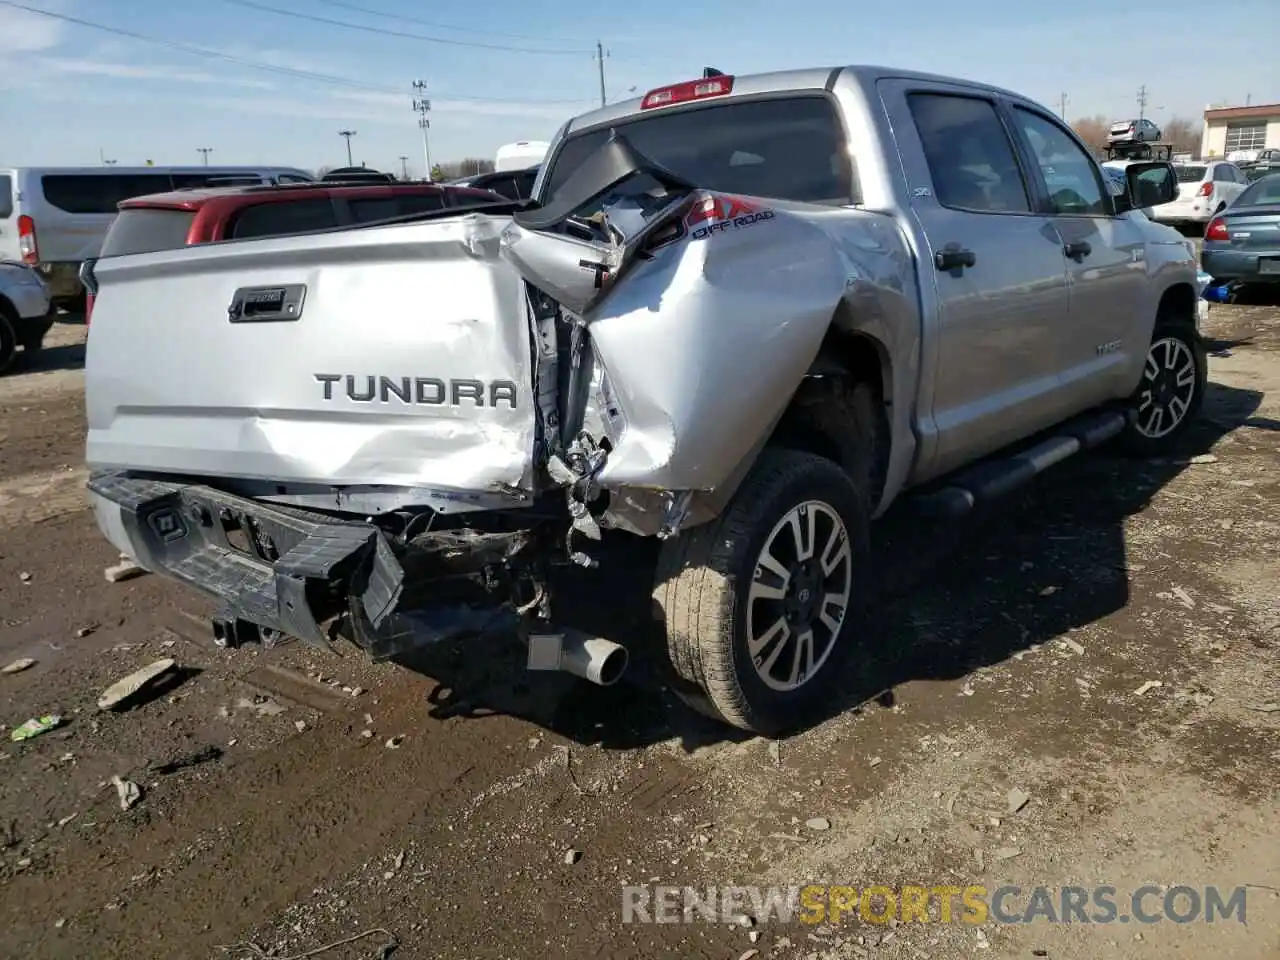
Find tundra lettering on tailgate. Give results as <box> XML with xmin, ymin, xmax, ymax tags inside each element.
<box><xmin>315</xmin><ymin>374</ymin><xmax>519</xmax><ymax>409</ymax></box>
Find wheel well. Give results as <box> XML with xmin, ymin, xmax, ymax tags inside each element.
<box><xmin>0</xmin><ymin>295</ymin><xmax>17</xmax><ymax>323</ymax></box>
<box><xmin>1157</xmin><ymin>283</ymin><xmax>1197</xmax><ymax>329</ymax></box>
<box><xmin>766</xmin><ymin>328</ymin><xmax>892</xmax><ymax>505</ymax></box>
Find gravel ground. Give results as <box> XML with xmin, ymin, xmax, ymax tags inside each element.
<box><xmin>0</xmin><ymin>304</ymin><xmax>1277</xmax><ymax>960</ymax></box>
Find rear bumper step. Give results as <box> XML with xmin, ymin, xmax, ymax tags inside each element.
<box><xmin>87</xmin><ymin>472</ymin><xmax>404</xmax><ymax>648</ymax></box>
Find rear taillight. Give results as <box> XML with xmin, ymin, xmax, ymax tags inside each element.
<box><xmin>79</xmin><ymin>259</ymin><xmax>98</xmax><ymax>326</ymax></box>
<box><xmin>1205</xmin><ymin>218</ymin><xmax>1229</xmax><ymax>241</ymax></box>
<box><xmin>1197</xmin><ymin>182</ymin><xmax>1214</xmax><ymax>197</ymax></box>
<box><xmin>17</xmin><ymin>214</ymin><xmax>38</xmax><ymax>263</ymax></box>
<box><xmin>641</xmin><ymin>75</ymin><xmax>733</xmax><ymax>110</ymax></box>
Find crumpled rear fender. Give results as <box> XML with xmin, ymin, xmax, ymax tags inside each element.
<box><xmin>583</xmin><ymin>197</ymin><xmax>851</xmax><ymax>493</ymax></box>
<box><xmin>498</xmin><ymin>132</ymin><xmax>915</xmax><ymax>536</ymax></box>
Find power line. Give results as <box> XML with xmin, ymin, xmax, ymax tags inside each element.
<box><xmin>311</xmin><ymin>0</ymin><xmax>589</xmax><ymax>45</ymax></box>
<box><xmin>0</xmin><ymin>1</ymin><xmax>592</xmax><ymax>105</ymax></box>
<box><xmin>219</xmin><ymin>0</ymin><xmax>590</xmax><ymax>55</ymax></box>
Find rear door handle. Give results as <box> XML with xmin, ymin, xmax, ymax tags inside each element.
<box><xmin>934</xmin><ymin>246</ymin><xmax>976</xmax><ymax>271</ymax></box>
<box><xmin>1064</xmin><ymin>240</ymin><xmax>1092</xmax><ymax>262</ymax></box>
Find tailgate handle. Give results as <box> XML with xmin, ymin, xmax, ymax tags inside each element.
<box><xmin>228</xmin><ymin>284</ymin><xmax>305</xmax><ymax>323</ymax></box>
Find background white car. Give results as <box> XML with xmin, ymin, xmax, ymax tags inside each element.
<box><xmin>1149</xmin><ymin>160</ymin><xmax>1249</xmax><ymax>227</ymax></box>
<box><xmin>0</xmin><ymin>260</ymin><xmax>54</xmax><ymax>373</ymax></box>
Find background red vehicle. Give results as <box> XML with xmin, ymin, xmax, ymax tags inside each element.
<box><xmin>81</xmin><ymin>179</ymin><xmax>505</xmax><ymax>323</ymax></box>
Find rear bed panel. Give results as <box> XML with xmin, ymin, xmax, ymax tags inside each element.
<box><xmin>85</xmin><ymin>214</ymin><xmax>539</xmax><ymax>495</ymax></box>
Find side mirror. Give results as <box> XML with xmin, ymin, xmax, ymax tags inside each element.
<box><xmin>1116</xmin><ymin>161</ymin><xmax>1177</xmax><ymax>213</ymax></box>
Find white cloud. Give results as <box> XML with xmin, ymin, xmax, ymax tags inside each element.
<box><xmin>34</xmin><ymin>56</ymin><xmax>276</xmax><ymax>89</ymax></box>
<box><xmin>0</xmin><ymin>4</ymin><xmax>63</xmax><ymax>54</ymax></box>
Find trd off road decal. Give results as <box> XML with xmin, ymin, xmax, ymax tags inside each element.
<box><xmin>684</xmin><ymin>195</ymin><xmax>776</xmax><ymax>240</ymax></box>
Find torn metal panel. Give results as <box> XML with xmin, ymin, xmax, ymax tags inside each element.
<box><xmin>577</xmin><ymin>194</ymin><xmax>908</xmax><ymax>495</ymax></box>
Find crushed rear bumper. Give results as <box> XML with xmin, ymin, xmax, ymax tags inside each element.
<box><xmin>87</xmin><ymin>472</ymin><xmax>404</xmax><ymax>648</ymax></box>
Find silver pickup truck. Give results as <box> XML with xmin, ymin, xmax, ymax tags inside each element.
<box><xmin>82</xmin><ymin>65</ymin><xmax>1202</xmax><ymax>734</ymax></box>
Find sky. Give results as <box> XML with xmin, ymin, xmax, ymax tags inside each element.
<box><xmin>1</xmin><ymin>0</ymin><xmax>1276</xmax><ymax>177</ymax></box>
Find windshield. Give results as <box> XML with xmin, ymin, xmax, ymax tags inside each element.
<box><xmin>1174</xmin><ymin>165</ymin><xmax>1207</xmax><ymax>183</ymax></box>
<box><xmin>543</xmin><ymin>96</ymin><xmax>856</xmax><ymax>206</ymax></box>
<box><xmin>1235</xmin><ymin>174</ymin><xmax>1280</xmax><ymax>207</ymax></box>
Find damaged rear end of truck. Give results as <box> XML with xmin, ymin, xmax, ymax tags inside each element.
<box><xmin>85</xmin><ymin>70</ymin><xmax>915</xmax><ymax>727</ymax></box>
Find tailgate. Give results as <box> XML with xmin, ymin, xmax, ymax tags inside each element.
<box><xmin>85</xmin><ymin>213</ymin><xmax>539</xmax><ymax>495</ymax></box>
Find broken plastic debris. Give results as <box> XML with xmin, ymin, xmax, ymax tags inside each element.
<box><xmin>112</xmin><ymin>775</ymin><xmax>142</xmax><ymax>810</ymax></box>
<box><xmin>98</xmin><ymin>659</ymin><xmax>178</xmax><ymax>711</ymax></box>
<box><xmin>1134</xmin><ymin>680</ymin><xmax>1163</xmax><ymax>697</ymax></box>
<box><xmin>104</xmin><ymin>559</ymin><xmax>147</xmax><ymax>583</ymax></box>
<box><xmin>10</xmin><ymin>715</ymin><xmax>62</xmax><ymax>742</ymax></box>
<box><xmin>1</xmin><ymin>658</ymin><xmax>36</xmax><ymax>675</ymax></box>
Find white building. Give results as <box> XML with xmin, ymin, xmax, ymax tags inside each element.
<box><xmin>1201</xmin><ymin>102</ymin><xmax>1280</xmax><ymax>160</ymax></box>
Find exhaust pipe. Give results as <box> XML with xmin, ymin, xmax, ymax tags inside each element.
<box><xmin>526</xmin><ymin>628</ymin><xmax>629</xmax><ymax>686</ymax></box>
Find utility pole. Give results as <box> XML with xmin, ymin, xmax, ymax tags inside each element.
<box><xmin>398</xmin><ymin>155</ymin><xmax>409</xmax><ymax>180</ymax></box>
<box><xmin>1136</xmin><ymin>85</ymin><xmax>1148</xmax><ymax>123</ymax></box>
<box><xmin>412</xmin><ymin>80</ymin><xmax>432</xmax><ymax>179</ymax></box>
<box><xmin>338</xmin><ymin>129</ymin><xmax>356</xmax><ymax>167</ymax></box>
<box><xmin>595</xmin><ymin>41</ymin><xmax>608</xmax><ymax>107</ymax></box>
<box><xmin>197</xmin><ymin>147</ymin><xmax>213</xmax><ymax>166</ymax></box>
<box><xmin>1057</xmin><ymin>92</ymin><xmax>1068</xmax><ymax>119</ymax></box>
<box><xmin>99</xmin><ymin>147</ymin><xmax>116</xmax><ymax>165</ymax></box>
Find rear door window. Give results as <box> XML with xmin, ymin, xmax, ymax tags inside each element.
<box><xmin>347</xmin><ymin>193</ymin><xmax>445</xmax><ymax>223</ymax></box>
<box><xmin>545</xmin><ymin>96</ymin><xmax>855</xmax><ymax>205</ymax></box>
<box><xmin>100</xmin><ymin>209</ymin><xmax>196</xmax><ymax>257</ymax></box>
<box><xmin>907</xmin><ymin>94</ymin><xmax>1030</xmax><ymax>214</ymax></box>
<box><xmin>41</xmin><ymin>173</ymin><xmax>175</xmax><ymax>213</ymax></box>
<box><xmin>0</xmin><ymin>174</ymin><xmax>12</xmax><ymax>219</ymax></box>
<box><xmin>228</xmin><ymin>198</ymin><xmax>340</xmax><ymax>239</ymax></box>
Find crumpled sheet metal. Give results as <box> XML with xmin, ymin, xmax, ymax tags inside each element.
<box><xmin>572</xmin><ymin>194</ymin><xmax>900</xmax><ymax>494</ymax></box>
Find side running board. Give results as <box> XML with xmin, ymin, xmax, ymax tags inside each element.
<box><xmin>913</xmin><ymin>409</ymin><xmax>1131</xmax><ymax>519</ymax></box>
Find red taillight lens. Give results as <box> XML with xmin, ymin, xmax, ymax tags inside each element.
<box><xmin>640</xmin><ymin>75</ymin><xmax>733</xmax><ymax>110</ymax></box>
<box><xmin>17</xmin><ymin>214</ymin><xmax>38</xmax><ymax>263</ymax></box>
<box><xmin>78</xmin><ymin>258</ymin><xmax>98</xmax><ymax>326</ymax></box>
<box><xmin>1197</xmin><ymin>182</ymin><xmax>1214</xmax><ymax>197</ymax></box>
<box><xmin>1205</xmin><ymin>218</ymin><xmax>1229</xmax><ymax>241</ymax></box>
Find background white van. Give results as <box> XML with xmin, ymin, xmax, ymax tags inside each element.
<box><xmin>0</xmin><ymin>165</ymin><xmax>314</xmax><ymax>308</ymax></box>
<box><xmin>494</xmin><ymin>141</ymin><xmax>549</xmax><ymax>173</ymax></box>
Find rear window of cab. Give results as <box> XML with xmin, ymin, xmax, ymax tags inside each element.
<box><xmin>543</xmin><ymin>96</ymin><xmax>856</xmax><ymax>206</ymax></box>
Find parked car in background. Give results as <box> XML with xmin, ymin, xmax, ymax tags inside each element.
<box><xmin>320</xmin><ymin>167</ymin><xmax>398</xmax><ymax>184</ymax></box>
<box><xmin>79</xmin><ymin>178</ymin><xmax>505</xmax><ymax>323</ymax></box>
<box><xmin>1202</xmin><ymin>172</ymin><xmax>1280</xmax><ymax>286</ymax></box>
<box><xmin>82</xmin><ymin>64</ymin><xmax>1194</xmax><ymax>734</ymax></box>
<box><xmin>0</xmin><ymin>259</ymin><xmax>54</xmax><ymax>373</ymax></box>
<box><xmin>0</xmin><ymin>165</ymin><xmax>314</xmax><ymax>310</ymax></box>
<box><xmin>1108</xmin><ymin>118</ymin><xmax>1162</xmax><ymax>145</ymax></box>
<box><xmin>1149</xmin><ymin>160</ymin><xmax>1249</xmax><ymax>227</ymax></box>
<box><xmin>448</xmin><ymin>165</ymin><xmax>539</xmax><ymax>200</ymax></box>
<box><xmin>495</xmin><ymin>141</ymin><xmax>549</xmax><ymax>172</ymax></box>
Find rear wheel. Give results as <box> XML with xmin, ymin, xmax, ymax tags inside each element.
<box><xmin>0</xmin><ymin>306</ymin><xmax>18</xmax><ymax>374</ymax></box>
<box><xmin>653</xmin><ymin>449</ymin><xmax>870</xmax><ymax>735</ymax></box>
<box><xmin>1120</xmin><ymin>320</ymin><xmax>1206</xmax><ymax>455</ymax></box>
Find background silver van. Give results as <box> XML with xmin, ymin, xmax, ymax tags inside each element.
<box><xmin>0</xmin><ymin>165</ymin><xmax>314</xmax><ymax>309</ymax></box>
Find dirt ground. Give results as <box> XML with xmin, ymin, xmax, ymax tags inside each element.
<box><xmin>0</xmin><ymin>304</ymin><xmax>1277</xmax><ymax>960</ymax></box>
